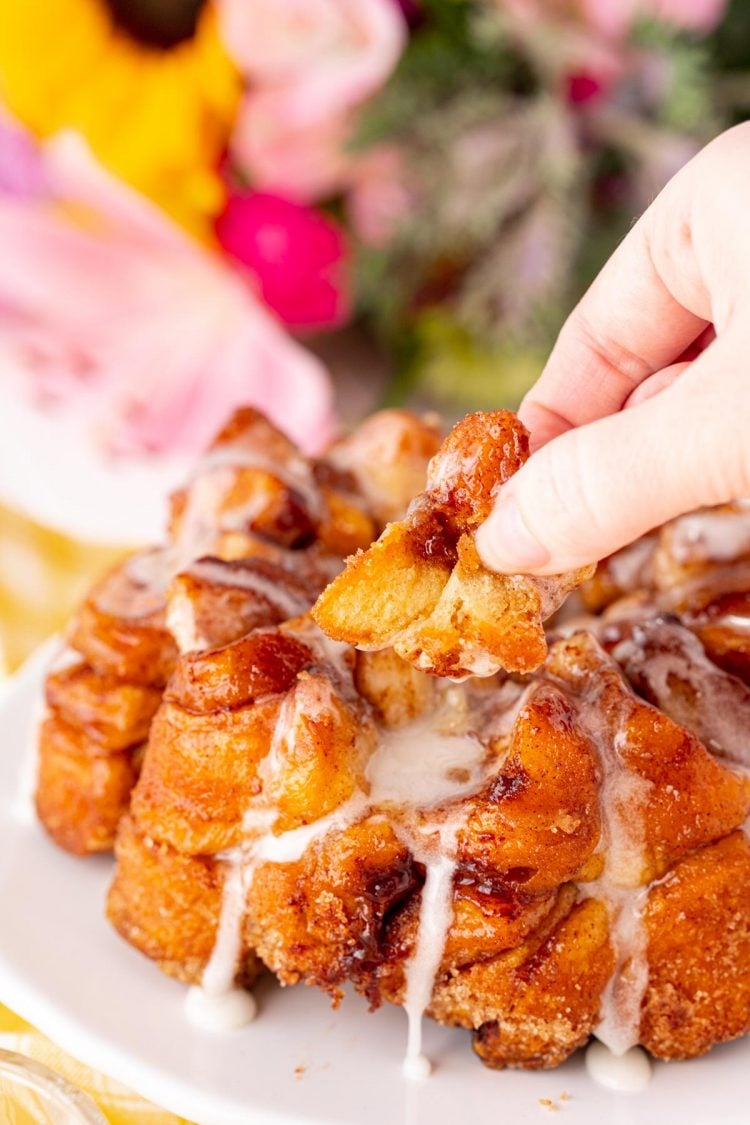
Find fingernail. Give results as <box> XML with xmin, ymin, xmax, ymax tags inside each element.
<box><xmin>475</xmin><ymin>494</ymin><xmax>550</xmax><ymax>573</ymax></box>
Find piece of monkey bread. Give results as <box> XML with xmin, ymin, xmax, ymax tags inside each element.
<box><xmin>313</xmin><ymin>411</ymin><xmax>593</xmax><ymax>678</ymax></box>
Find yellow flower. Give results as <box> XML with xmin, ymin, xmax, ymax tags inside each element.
<box><xmin>0</xmin><ymin>0</ymin><xmax>241</xmax><ymax>234</ymax></box>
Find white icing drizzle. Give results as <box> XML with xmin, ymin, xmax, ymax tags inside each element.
<box><xmin>585</xmin><ymin>1041</ymin><xmax>652</xmax><ymax>1091</ymax></box>
<box><xmin>192</xmin><ymin>795</ymin><xmax>368</xmax><ymax>1029</ymax></box>
<box><xmin>170</xmin><ymin>464</ymin><xmax>238</xmax><ymax>579</ymax></box>
<box><xmin>187</xmin><ymin>559</ymin><xmax>310</xmax><ymax>621</ymax></box>
<box><xmin>166</xmin><ymin>588</ymin><xmax>204</xmax><ymax>655</ymax></box>
<box><xmin>364</xmin><ymin>687</ymin><xmax>495</xmax><ymax>1076</ymax></box>
<box><xmin>192</xmin><ymin>677</ymin><xmax>370</xmax><ymax>1027</ymax></box>
<box><xmin>201</xmin><ymin>857</ymin><xmax>255</xmax><ymax>997</ymax></box>
<box><xmin>255</xmin><ymin>793</ymin><xmax>369</xmax><ymax>865</ymax></box>
<box><xmin>614</xmin><ymin>622</ymin><xmax>750</xmax><ymax>768</ymax></box>
<box><xmin>401</xmin><ymin>820</ymin><xmax>461</xmax><ymax>1079</ymax></box>
<box><xmin>366</xmin><ymin>719</ymin><xmax>488</xmax><ymax>808</ymax></box>
<box><xmin>568</xmin><ymin>663</ymin><xmax>653</xmax><ymax>1058</ymax></box>
<box><xmin>282</xmin><ymin>618</ymin><xmax>353</xmax><ymax>684</ymax></box>
<box><xmin>592</xmin><ymin>884</ymin><xmax>649</xmax><ymax>1057</ymax></box>
<box><xmin>415</xmin><ymin>644</ymin><xmax>501</xmax><ymax>682</ymax></box>
<box><xmin>667</xmin><ymin>506</ymin><xmax>750</xmax><ymax>566</ymax></box>
<box><xmin>124</xmin><ymin>433</ymin><xmax>325</xmax><ymax>617</ymax></box>
<box><xmin>713</xmin><ymin>611</ymin><xmax>750</xmax><ymax>633</ymax></box>
<box><xmin>197</xmin><ymin>443</ymin><xmax>323</xmax><ymax>524</ymax></box>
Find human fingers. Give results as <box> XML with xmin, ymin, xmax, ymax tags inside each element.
<box><xmin>477</xmin><ymin>329</ymin><xmax>750</xmax><ymax>574</ymax></box>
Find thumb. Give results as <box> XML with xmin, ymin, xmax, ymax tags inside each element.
<box><xmin>476</xmin><ymin>332</ymin><xmax>750</xmax><ymax>575</ymax></box>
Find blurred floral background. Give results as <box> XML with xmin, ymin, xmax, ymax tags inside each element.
<box><xmin>1</xmin><ymin>0</ymin><xmax>749</xmax><ymax>670</ymax></box>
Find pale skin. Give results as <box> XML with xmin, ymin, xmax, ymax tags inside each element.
<box><xmin>476</xmin><ymin>121</ymin><xmax>750</xmax><ymax>577</ymax></box>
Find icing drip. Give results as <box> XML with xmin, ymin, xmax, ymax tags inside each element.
<box><xmin>585</xmin><ymin>724</ymin><xmax>651</xmax><ymax>1057</ymax></box>
<box><xmin>592</xmin><ymin>885</ymin><xmax>649</xmax><ymax>1056</ymax></box>
<box><xmin>193</xmin><ymin>797</ymin><xmax>368</xmax><ymax>1026</ymax></box>
<box><xmin>585</xmin><ymin>1041</ymin><xmax>652</xmax><ymax>1092</ymax></box>
<box><xmin>364</xmin><ymin>686</ymin><xmax>495</xmax><ymax>1076</ymax></box>
<box><xmin>255</xmin><ymin>794</ymin><xmax>369</xmax><ymax>865</ymax></box>
<box><xmin>201</xmin><ymin>859</ymin><xmax>255</xmax><ymax>997</ymax></box>
<box><xmin>193</xmin><ymin>682</ymin><xmax>368</xmax><ymax>1024</ymax></box>
<box><xmin>589</xmin><ymin>756</ymin><xmax>651</xmax><ymax>1058</ymax></box>
<box><xmin>282</xmin><ymin>619</ymin><xmax>353</xmax><ymax>686</ymax></box>
<box><xmin>559</xmin><ymin>650</ymin><xmax>652</xmax><ymax>1057</ymax></box>
<box><xmin>185</xmin><ymin>985</ymin><xmax>257</xmax><ymax>1032</ymax></box>
<box><xmin>401</xmin><ymin>821</ymin><xmax>460</xmax><ymax>1079</ymax></box>
<box><xmin>171</xmin><ymin>465</ymin><xmax>237</xmax><ymax>578</ymax></box>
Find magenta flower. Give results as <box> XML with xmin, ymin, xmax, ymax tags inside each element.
<box><xmin>0</xmin><ymin>130</ymin><xmax>336</xmax><ymax>542</ymax></box>
<box><xmin>216</xmin><ymin>191</ymin><xmax>351</xmax><ymax>333</ymax></box>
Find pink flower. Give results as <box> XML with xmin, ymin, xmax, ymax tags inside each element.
<box><xmin>0</xmin><ymin>113</ymin><xmax>49</xmax><ymax>198</ymax></box>
<box><xmin>501</xmin><ymin>0</ymin><xmax>727</xmax><ymax>108</ymax></box>
<box><xmin>0</xmin><ymin>131</ymin><xmax>336</xmax><ymax>542</ymax></box>
<box><xmin>216</xmin><ymin>191</ymin><xmax>351</xmax><ymax>332</ymax></box>
<box><xmin>219</xmin><ymin>0</ymin><xmax>405</xmax><ymax>122</ymax></box>
<box><xmin>347</xmin><ymin>145</ymin><xmax>413</xmax><ymax>247</ymax></box>
<box><xmin>219</xmin><ymin>0</ymin><xmax>406</xmax><ymax>202</ymax></box>
<box><xmin>579</xmin><ymin>0</ymin><xmax>640</xmax><ymax>39</ymax></box>
<box><xmin>647</xmin><ymin>0</ymin><xmax>728</xmax><ymax>32</ymax></box>
<box><xmin>506</xmin><ymin>0</ymin><xmax>727</xmax><ymax>39</ymax></box>
<box><xmin>231</xmin><ymin>96</ymin><xmax>354</xmax><ymax>204</ymax></box>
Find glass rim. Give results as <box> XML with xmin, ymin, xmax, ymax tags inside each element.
<box><xmin>0</xmin><ymin>1046</ymin><xmax>108</xmax><ymax>1124</ymax></box>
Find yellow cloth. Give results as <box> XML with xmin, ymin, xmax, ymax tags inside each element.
<box><xmin>0</xmin><ymin>503</ymin><xmax>125</xmax><ymax>673</ymax></box>
<box><xmin>0</xmin><ymin>513</ymin><xmax>192</xmax><ymax>1119</ymax></box>
<box><xmin>0</xmin><ymin>1004</ymin><xmax>192</xmax><ymax>1124</ymax></box>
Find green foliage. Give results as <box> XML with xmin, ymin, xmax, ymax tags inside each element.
<box><xmin>350</xmin><ymin>0</ymin><xmax>749</xmax><ymax>405</ymax></box>
<box><xmin>405</xmin><ymin>311</ymin><xmax>544</xmax><ymax>411</ymax></box>
<box><xmin>354</xmin><ymin>2</ymin><xmax>522</xmax><ymax>150</ymax></box>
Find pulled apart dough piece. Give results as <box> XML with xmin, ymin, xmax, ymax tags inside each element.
<box><xmin>313</xmin><ymin>411</ymin><xmax>593</xmax><ymax>677</ymax></box>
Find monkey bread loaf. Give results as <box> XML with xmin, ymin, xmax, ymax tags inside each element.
<box><xmin>35</xmin><ymin>407</ymin><xmax>750</xmax><ymax>1074</ymax></box>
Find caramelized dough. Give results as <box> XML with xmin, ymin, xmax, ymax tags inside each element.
<box><xmin>109</xmin><ymin>816</ymin><xmax>262</xmax><ymax>986</ymax></box>
<box><xmin>641</xmin><ymin>831</ymin><xmax>750</xmax><ymax>1059</ymax></box>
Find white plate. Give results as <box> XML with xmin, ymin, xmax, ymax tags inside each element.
<box><xmin>0</xmin><ymin>647</ymin><xmax>747</xmax><ymax>1125</ymax></box>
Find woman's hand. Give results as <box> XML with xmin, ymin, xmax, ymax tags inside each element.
<box><xmin>477</xmin><ymin>122</ymin><xmax>750</xmax><ymax>576</ymax></box>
